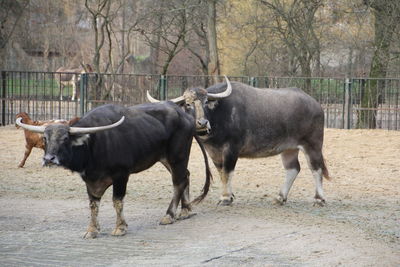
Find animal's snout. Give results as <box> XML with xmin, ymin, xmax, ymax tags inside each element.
<box><xmin>196</xmin><ymin>118</ymin><xmax>211</xmax><ymax>134</ymax></box>
<box><xmin>42</xmin><ymin>154</ymin><xmax>60</xmax><ymax>166</ymax></box>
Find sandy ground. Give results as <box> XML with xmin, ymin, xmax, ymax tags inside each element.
<box><xmin>0</xmin><ymin>125</ymin><xmax>399</xmax><ymax>266</ymax></box>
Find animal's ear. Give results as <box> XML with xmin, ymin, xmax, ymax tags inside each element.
<box><xmin>71</xmin><ymin>134</ymin><xmax>90</xmax><ymax>146</ymax></box>
<box><xmin>69</xmin><ymin>117</ymin><xmax>80</xmax><ymax>126</ymax></box>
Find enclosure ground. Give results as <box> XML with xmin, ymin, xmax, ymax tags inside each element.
<box><xmin>0</xmin><ymin>126</ymin><xmax>399</xmax><ymax>266</ymax></box>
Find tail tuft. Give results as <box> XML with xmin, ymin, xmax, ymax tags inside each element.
<box><xmin>190</xmin><ymin>135</ymin><xmax>213</xmax><ymax>205</ymax></box>
<box><xmin>322</xmin><ymin>157</ymin><xmax>331</xmax><ymax>181</ymax></box>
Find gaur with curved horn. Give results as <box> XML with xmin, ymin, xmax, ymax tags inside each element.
<box><xmin>15</xmin><ymin>103</ymin><xmax>212</xmax><ymax>238</ymax></box>
<box><xmin>148</xmin><ymin>76</ymin><xmax>330</xmax><ymax>207</ymax></box>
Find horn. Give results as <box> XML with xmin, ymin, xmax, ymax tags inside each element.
<box><xmin>146</xmin><ymin>90</ymin><xmax>160</xmax><ymax>103</ymax></box>
<box><xmin>168</xmin><ymin>95</ymin><xmax>185</xmax><ymax>104</ymax></box>
<box><xmin>146</xmin><ymin>91</ymin><xmax>185</xmax><ymax>104</ymax></box>
<box><xmin>69</xmin><ymin>116</ymin><xmax>125</xmax><ymax>135</ymax></box>
<box><xmin>15</xmin><ymin>117</ymin><xmax>46</xmax><ymax>133</ymax></box>
<box><xmin>207</xmin><ymin>75</ymin><xmax>232</xmax><ymax>99</ymax></box>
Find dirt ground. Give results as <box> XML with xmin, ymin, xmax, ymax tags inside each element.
<box><xmin>0</xmin><ymin>125</ymin><xmax>399</xmax><ymax>266</ymax></box>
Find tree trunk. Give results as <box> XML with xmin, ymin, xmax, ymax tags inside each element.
<box><xmin>119</xmin><ymin>0</ymin><xmax>126</xmax><ymax>74</ymax></box>
<box><xmin>299</xmin><ymin>56</ymin><xmax>312</xmax><ymax>93</ymax></box>
<box><xmin>151</xmin><ymin>13</ymin><xmax>163</xmax><ymax>75</ymax></box>
<box><xmin>358</xmin><ymin>1</ymin><xmax>399</xmax><ymax>128</ymax></box>
<box><xmin>206</xmin><ymin>0</ymin><xmax>220</xmax><ymax>83</ymax></box>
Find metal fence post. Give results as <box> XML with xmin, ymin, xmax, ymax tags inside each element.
<box><xmin>80</xmin><ymin>73</ymin><xmax>88</xmax><ymax>117</ymax></box>
<box><xmin>344</xmin><ymin>78</ymin><xmax>352</xmax><ymax>129</ymax></box>
<box><xmin>159</xmin><ymin>75</ymin><xmax>167</xmax><ymax>100</ymax></box>
<box><xmin>1</xmin><ymin>71</ymin><xmax>6</xmax><ymax>126</ymax></box>
<box><xmin>249</xmin><ymin>77</ymin><xmax>258</xmax><ymax>87</ymax></box>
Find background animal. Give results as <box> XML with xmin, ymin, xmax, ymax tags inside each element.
<box><xmin>15</xmin><ymin>112</ymin><xmax>79</xmax><ymax>168</ymax></box>
<box><xmin>148</xmin><ymin>77</ymin><xmax>329</xmax><ymax>206</ymax></box>
<box><xmin>55</xmin><ymin>64</ymin><xmax>93</xmax><ymax>101</ymax></box>
<box><xmin>16</xmin><ymin>103</ymin><xmax>211</xmax><ymax>238</ymax></box>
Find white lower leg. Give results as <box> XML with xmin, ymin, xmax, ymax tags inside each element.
<box><xmin>276</xmin><ymin>169</ymin><xmax>299</xmax><ymax>205</ymax></box>
<box><xmin>278</xmin><ymin>168</ymin><xmax>299</xmax><ymax>202</ymax></box>
<box><xmin>170</xmin><ymin>184</ymin><xmax>182</xmax><ymax>216</ymax></box>
<box><xmin>220</xmin><ymin>171</ymin><xmax>234</xmax><ymax>201</ymax></box>
<box><xmin>313</xmin><ymin>168</ymin><xmax>325</xmax><ymax>204</ymax></box>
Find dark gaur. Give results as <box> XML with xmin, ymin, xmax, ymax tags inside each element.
<box><xmin>148</xmin><ymin>77</ymin><xmax>330</xmax><ymax>206</ymax></box>
<box><xmin>16</xmin><ymin>103</ymin><xmax>212</xmax><ymax>238</ymax></box>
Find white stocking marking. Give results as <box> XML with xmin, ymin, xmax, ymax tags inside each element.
<box><xmin>280</xmin><ymin>168</ymin><xmax>299</xmax><ymax>200</ymax></box>
<box><xmin>313</xmin><ymin>168</ymin><xmax>324</xmax><ymax>200</ymax></box>
<box><xmin>220</xmin><ymin>171</ymin><xmax>234</xmax><ymax>200</ymax></box>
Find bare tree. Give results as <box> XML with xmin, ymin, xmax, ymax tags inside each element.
<box><xmin>260</xmin><ymin>0</ymin><xmax>323</xmax><ymax>79</ymax></box>
<box><xmin>357</xmin><ymin>0</ymin><xmax>400</xmax><ymax>128</ymax></box>
<box><xmin>184</xmin><ymin>1</ymin><xmax>210</xmax><ymax>76</ymax></box>
<box><xmin>137</xmin><ymin>0</ymin><xmax>194</xmax><ymax>75</ymax></box>
<box><xmin>85</xmin><ymin>0</ymin><xmax>113</xmax><ymax>73</ymax></box>
<box><xmin>108</xmin><ymin>0</ymin><xmax>144</xmax><ymax>74</ymax></box>
<box><xmin>206</xmin><ymin>0</ymin><xmax>220</xmax><ymax>81</ymax></box>
<box><xmin>0</xmin><ymin>0</ymin><xmax>29</xmax><ymax>69</ymax></box>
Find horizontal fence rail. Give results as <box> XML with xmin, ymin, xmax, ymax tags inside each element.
<box><xmin>1</xmin><ymin>71</ymin><xmax>399</xmax><ymax>130</ymax></box>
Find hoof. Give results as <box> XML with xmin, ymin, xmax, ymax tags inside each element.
<box><xmin>83</xmin><ymin>230</ymin><xmax>98</xmax><ymax>239</ymax></box>
<box><xmin>160</xmin><ymin>215</ymin><xmax>175</xmax><ymax>225</ymax></box>
<box><xmin>273</xmin><ymin>195</ymin><xmax>286</xmax><ymax>206</ymax></box>
<box><xmin>313</xmin><ymin>198</ymin><xmax>326</xmax><ymax>207</ymax></box>
<box><xmin>218</xmin><ymin>196</ymin><xmax>234</xmax><ymax>206</ymax></box>
<box><xmin>178</xmin><ymin>209</ymin><xmax>196</xmax><ymax>220</ymax></box>
<box><xmin>178</xmin><ymin>208</ymin><xmax>190</xmax><ymax>220</ymax></box>
<box><xmin>111</xmin><ymin>224</ymin><xmax>127</xmax><ymax>236</ymax></box>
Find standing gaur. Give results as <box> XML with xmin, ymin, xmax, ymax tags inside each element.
<box><xmin>148</xmin><ymin>76</ymin><xmax>330</xmax><ymax>206</ymax></box>
<box><xmin>16</xmin><ymin>103</ymin><xmax>212</xmax><ymax>238</ymax></box>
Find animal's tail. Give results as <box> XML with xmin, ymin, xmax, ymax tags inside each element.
<box><xmin>190</xmin><ymin>135</ymin><xmax>213</xmax><ymax>205</ymax></box>
<box><xmin>321</xmin><ymin>154</ymin><xmax>331</xmax><ymax>181</ymax></box>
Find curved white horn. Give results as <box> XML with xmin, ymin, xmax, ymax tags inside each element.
<box><xmin>69</xmin><ymin>116</ymin><xmax>125</xmax><ymax>135</ymax></box>
<box><xmin>207</xmin><ymin>75</ymin><xmax>232</xmax><ymax>99</ymax></box>
<box><xmin>168</xmin><ymin>95</ymin><xmax>185</xmax><ymax>104</ymax></box>
<box><xmin>15</xmin><ymin>117</ymin><xmax>46</xmax><ymax>133</ymax></box>
<box><xmin>146</xmin><ymin>91</ymin><xmax>160</xmax><ymax>103</ymax></box>
<box><xmin>146</xmin><ymin>90</ymin><xmax>185</xmax><ymax>104</ymax></box>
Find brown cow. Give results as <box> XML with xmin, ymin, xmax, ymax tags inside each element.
<box><xmin>15</xmin><ymin>112</ymin><xmax>79</xmax><ymax>167</ymax></box>
<box><xmin>55</xmin><ymin>64</ymin><xmax>93</xmax><ymax>101</ymax></box>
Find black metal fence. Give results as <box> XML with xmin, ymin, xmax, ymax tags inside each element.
<box><xmin>1</xmin><ymin>71</ymin><xmax>399</xmax><ymax>130</ymax></box>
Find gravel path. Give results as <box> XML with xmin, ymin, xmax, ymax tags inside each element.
<box><xmin>0</xmin><ymin>126</ymin><xmax>399</xmax><ymax>266</ymax></box>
